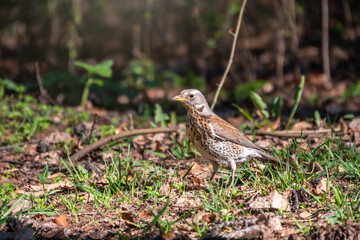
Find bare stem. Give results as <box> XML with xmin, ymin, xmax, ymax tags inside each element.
<box><xmin>322</xmin><ymin>0</ymin><xmax>331</xmax><ymax>81</ymax></box>
<box><xmin>211</xmin><ymin>0</ymin><xmax>248</xmax><ymax>110</ymax></box>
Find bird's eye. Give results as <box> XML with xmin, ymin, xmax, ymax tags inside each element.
<box><xmin>189</xmin><ymin>94</ymin><xmax>194</xmax><ymax>99</ymax></box>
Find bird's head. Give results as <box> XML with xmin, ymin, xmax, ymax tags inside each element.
<box><xmin>172</xmin><ymin>89</ymin><xmax>213</xmax><ymax>115</ymax></box>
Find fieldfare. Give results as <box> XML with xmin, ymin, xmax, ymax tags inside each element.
<box><xmin>172</xmin><ymin>89</ymin><xmax>282</xmax><ymax>186</ymax></box>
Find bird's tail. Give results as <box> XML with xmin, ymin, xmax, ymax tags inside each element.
<box><xmin>258</xmin><ymin>150</ymin><xmax>294</xmax><ymax>167</ymax></box>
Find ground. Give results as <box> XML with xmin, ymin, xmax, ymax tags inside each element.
<box><xmin>1</xmin><ymin>96</ymin><xmax>360</xmax><ymax>240</ymax></box>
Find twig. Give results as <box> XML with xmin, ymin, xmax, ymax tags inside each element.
<box><xmin>0</xmin><ymin>140</ymin><xmax>41</xmax><ymax>151</ymax></box>
<box><xmin>34</xmin><ymin>61</ymin><xmax>57</xmax><ymax>105</ymax></box>
<box><xmin>291</xmin><ymin>189</ymin><xmax>300</xmax><ymax>214</ymax></box>
<box><xmin>211</xmin><ymin>0</ymin><xmax>248</xmax><ymax>110</ymax></box>
<box><xmin>86</xmin><ymin>114</ymin><xmax>97</xmax><ymax>144</ymax></box>
<box><xmin>244</xmin><ymin>128</ymin><xmax>341</xmax><ymax>138</ymax></box>
<box><xmin>70</xmin><ymin>127</ymin><xmax>179</xmax><ymax>162</ymax></box>
<box><xmin>321</xmin><ymin>0</ymin><xmax>331</xmax><ymax>81</ymax></box>
<box><xmin>35</xmin><ymin>61</ymin><xmax>45</xmax><ymax>99</ymax></box>
<box><xmin>128</xmin><ymin>113</ymin><xmax>134</xmax><ymax>131</ymax></box>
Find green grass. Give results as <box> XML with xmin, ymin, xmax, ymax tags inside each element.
<box><xmin>0</xmin><ymin>94</ymin><xmax>359</xmax><ymax>238</ymax></box>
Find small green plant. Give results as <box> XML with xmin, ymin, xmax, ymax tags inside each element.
<box><xmin>153</xmin><ymin>104</ymin><xmax>170</xmax><ymax>127</ymax></box>
<box><xmin>286</xmin><ymin>76</ymin><xmax>305</xmax><ymax>129</ymax></box>
<box><xmin>0</xmin><ymin>193</ymin><xmax>26</xmax><ymax>224</ymax></box>
<box><xmin>75</xmin><ymin>59</ymin><xmax>114</xmax><ymax>109</ymax></box>
<box><xmin>249</xmin><ymin>91</ymin><xmax>273</xmax><ymax>130</ymax></box>
<box><xmin>233</xmin><ymin>76</ymin><xmax>305</xmax><ymax>130</ymax></box>
<box><xmin>0</xmin><ymin>78</ymin><xmax>26</xmax><ymax>99</ymax></box>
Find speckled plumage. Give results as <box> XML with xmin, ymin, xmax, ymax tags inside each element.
<box><xmin>172</xmin><ymin>89</ymin><xmax>280</xmax><ymax>185</ymax></box>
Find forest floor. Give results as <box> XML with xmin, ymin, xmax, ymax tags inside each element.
<box><xmin>1</xmin><ymin>95</ymin><xmax>360</xmax><ymax>240</ymax></box>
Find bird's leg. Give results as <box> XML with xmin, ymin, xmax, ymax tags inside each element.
<box><xmin>209</xmin><ymin>161</ymin><xmax>219</xmax><ymax>181</ymax></box>
<box><xmin>229</xmin><ymin>159</ymin><xmax>237</xmax><ymax>188</ymax></box>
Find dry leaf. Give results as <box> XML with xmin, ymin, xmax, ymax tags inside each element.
<box><xmin>314</xmin><ymin>178</ymin><xmax>329</xmax><ymax>195</ymax></box>
<box><xmin>11</xmin><ymin>200</ymin><xmax>32</xmax><ymax>215</ymax></box>
<box><xmin>192</xmin><ymin>177</ymin><xmax>201</xmax><ymax>187</ymax></box>
<box><xmin>161</xmin><ymin>232</ymin><xmax>176</xmax><ymax>240</ymax></box>
<box><xmin>349</xmin><ymin>118</ymin><xmax>360</xmax><ymax>131</ymax></box>
<box><xmin>307</xmin><ymin>161</ymin><xmax>323</xmax><ymax>173</ymax></box>
<box><xmin>55</xmin><ymin>215</ymin><xmax>68</xmax><ymax>227</ymax></box>
<box><xmin>338</xmin><ymin>166</ymin><xmax>346</xmax><ymax>173</ymax></box>
<box><xmin>291</xmin><ymin>121</ymin><xmax>313</xmax><ymax>131</ymax></box>
<box><xmin>139</xmin><ymin>211</ymin><xmax>152</xmax><ymax>219</ymax></box>
<box><xmin>299</xmin><ymin>211</ymin><xmax>311</xmax><ymax>219</ymax></box>
<box><xmin>249</xmin><ymin>191</ymin><xmax>289</xmax><ymax>211</ymax></box>
<box><xmin>255</xmin><ymin>139</ymin><xmax>272</xmax><ymax>148</ymax></box>
<box><xmin>28</xmin><ymin>180</ymin><xmax>73</xmax><ymax>197</ymax></box>
<box><xmin>44</xmin><ymin>132</ymin><xmax>71</xmax><ymax>144</ymax></box>
<box><xmin>159</xmin><ymin>183</ymin><xmax>171</xmax><ymax>196</ymax></box>
<box><xmin>202</xmin><ymin>213</ymin><xmax>216</xmax><ymax>223</ymax></box>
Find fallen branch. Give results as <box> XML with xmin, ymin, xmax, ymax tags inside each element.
<box><xmin>245</xmin><ymin>128</ymin><xmax>341</xmax><ymax>138</ymax></box>
<box><xmin>0</xmin><ymin>139</ymin><xmax>40</xmax><ymax>151</ymax></box>
<box><xmin>70</xmin><ymin>127</ymin><xmax>179</xmax><ymax>162</ymax></box>
<box><xmin>211</xmin><ymin>0</ymin><xmax>248</xmax><ymax>110</ymax></box>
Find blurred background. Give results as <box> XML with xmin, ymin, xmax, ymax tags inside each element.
<box><xmin>1</xmin><ymin>0</ymin><xmax>360</xmax><ymax>117</ymax></box>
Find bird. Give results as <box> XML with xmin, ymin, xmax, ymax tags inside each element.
<box><xmin>172</xmin><ymin>89</ymin><xmax>282</xmax><ymax>186</ymax></box>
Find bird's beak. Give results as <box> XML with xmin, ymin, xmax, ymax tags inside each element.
<box><xmin>172</xmin><ymin>95</ymin><xmax>186</xmax><ymax>102</ymax></box>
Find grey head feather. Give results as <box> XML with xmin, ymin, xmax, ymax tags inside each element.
<box><xmin>180</xmin><ymin>89</ymin><xmax>214</xmax><ymax>116</ymax></box>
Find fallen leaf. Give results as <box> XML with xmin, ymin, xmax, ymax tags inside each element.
<box><xmin>268</xmin><ymin>191</ymin><xmax>289</xmax><ymax>211</ymax></box>
<box><xmin>314</xmin><ymin>178</ymin><xmax>329</xmax><ymax>195</ymax></box>
<box><xmin>88</xmin><ymin>230</ymin><xmax>108</xmax><ymax>240</ymax></box>
<box><xmin>28</xmin><ymin>180</ymin><xmax>73</xmax><ymax>197</ymax></box>
<box><xmin>202</xmin><ymin>213</ymin><xmax>216</xmax><ymax>223</ymax></box>
<box><xmin>42</xmin><ymin>230</ymin><xmax>65</xmax><ymax>239</ymax></box>
<box><xmin>349</xmin><ymin>118</ymin><xmax>360</xmax><ymax>131</ymax></box>
<box><xmin>255</xmin><ymin>139</ymin><xmax>272</xmax><ymax>148</ymax></box>
<box><xmin>159</xmin><ymin>183</ymin><xmax>171</xmax><ymax>196</ymax></box>
<box><xmin>192</xmin><ymin>177</ymin><xmax>201</xmax><ymax>187</ymax></box>
<box><xmin>0</xmin><ymin>162</ymin><xmax>12</xmax><ymax>169</ymax></box>
<box><xmin>55</xmin><ymin>215</ymin><xmax>68</xmax><ymax>227</ymax></box>
<box><xmin>44</xmin><ymin>132</ymin><xmax>72</xmax><ymax>144</ymax></box>
<box><xmin>161</xmin><ymin>232</ymin><xmax>176</xmax><ymax>240</ymax></box>
<box><xmin>299</xmin><ymin>211</ymin><xmax>311</xmax><ymax>219</ymax></box>
<box><xmin>291</xmin><ymin>121</ymin><xmax>313</xmax><ymax>131</ymax></box>
<box><xmin>121</xmin><ymin>212</ymin><xmax>134</xmax><ymax>223</ymax></box>
<box><xmin>338</xmin><ymin>166</ymin><xmax>346</xmax><ymax>173</ymax></box>
<box><xmin>139</xmin><ymin>211</ymin><xmax>152</xmax><ymax>219</ymax></box>
<box><xmin>11</xmin><ymin>200</ymin><xmax>32</xmax><ymax>215</ymax></box>
<box><xmin>307</xmin><ymin>161</ymin><xmax>323</xmax><ymax>173</ymax></box>
<box><xmin>249</xmin><ymin>191</ymin><xmax>289</xmax><ymax>211</ymax></box>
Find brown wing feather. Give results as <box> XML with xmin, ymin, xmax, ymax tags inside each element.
<box><xmin>209</xmin><ymin>115</ymin><xmax>277</xmax><ymax>161</ymax></box>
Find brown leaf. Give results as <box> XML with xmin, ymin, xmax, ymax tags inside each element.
<box><xmin>44</xmin><ymin>132</ymin><xmax>72</xmax><ymax>144</ymax></box>
<box><xmin>299</xmin><ymin>211</ymin><xmax>311</xmax><ymax>219</ymax></box>
<box><xmin>161</xmin><ymin>232</ymin><xmax>176</xmax><ymax>240</ymax></box>
<box><xmin>349</xmin><ymin>118</ymin><xmax>360</xmax><ymax>131</ymax></box>
<box><xmin>314</xmin><ymin>178</ymin><xmax>329</xmax><ymax>195</ymax></box>
<box><xmin>159</xmin><ymin>183</ymin><xmax>171</xmax><ymax>196</ymax></box>
<box><xmin>139</xmin><ymin>211</ymin><xmax>152</xmax><ymax>219</ymax></box>
<box><xmin>121</xmin><ymin>212</ymin><xmax>134</xmax><ymax>223</ymax></box>
<box><xmin>11</xmin><ymin>200</ymin><xmax>32</xmax><ymax>215</ymax></box>
<box><xmin>54</xmin><ymin>215</ymin><xmax>68</xmax><ymax>227</ymax></box>
<box><xmin>28</xmin><ymin>180</ymin><xmax>73</xmax><ymax>197</ymax></box>
<box><xmin>249</xmin><ymin>191</ymin><xmax>289</xmax><ymax>211</ymax></box>
<box><xmin>88</xmin><ymin>230</ymin><xmax>108</xmax><ymax>239</ymax></box>
<box><xmin>307</xmin><ymin>161</ymin><xmax>323</xmax><ymax>173</ymax></box>
<box><xmin>291</xmin><ymin>121</ymin><xmax>313</xmax><ymax>131</ymax></box>
<box><xmin>202</xmin><ymin>213</ymin><xmax>216</xmax><ymax>223</ymax></box>
<box><xmin>0</xmin><ymin>162</ymin><xmax>12</xmax><ymax>169</ymax></box>
<box><xmin>255</xmin><ymin>139</ymin><xmax>272</xmax><ymax>148</ymax></box>
<box><xmin>192</xmin><ymin>177</ymin><xmax>201</xmax><ymax>187</ymax></box>
<box><xmin>338</xmin><ymin>166</ymin><xmax>346</xmax><ymax>173</ymax></box>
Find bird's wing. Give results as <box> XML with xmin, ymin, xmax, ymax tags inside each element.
<box><xmin>209</xmin><ymin>116</ymin><xmax>279</xmax><ymax>162</ymax></box>
<box><xmin>208</xmin><ymin>115</ymin><xmax>263</xmax><ymax>150</ymax></box>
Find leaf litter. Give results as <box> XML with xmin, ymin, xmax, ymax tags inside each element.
<box><xmin>0</xmin><ymin>104</ymin><xmax>360</xmax><ymax>239</ymax></box>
